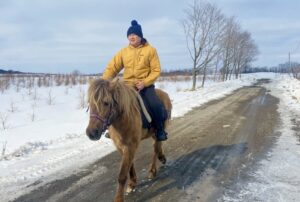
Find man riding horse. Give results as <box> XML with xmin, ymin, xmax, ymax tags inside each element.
<box><xmin>102</xmin><ymin>20</ymin><xmax>168</xmax><ymax>141</ymax></box>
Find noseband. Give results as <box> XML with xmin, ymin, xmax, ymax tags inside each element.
<box><xmin>88</xmin><ymin>105</ymin><xmax>114</xmax><ymax>133</ymax></box>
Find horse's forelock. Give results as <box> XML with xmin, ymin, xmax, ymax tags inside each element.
<box><xmin>88</xmin><ymin>79</ymin><xmax>112</xmax><ymax>113</ymax></box>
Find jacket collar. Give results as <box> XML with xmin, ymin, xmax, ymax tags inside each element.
<box><xmin>128</xmin><ymin>41</ymin><xmax>148</xmax><ymax>49</ymax></box>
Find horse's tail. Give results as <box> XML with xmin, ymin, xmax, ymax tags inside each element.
<box><xmin>155</xmin><ymin>88</ymin><xmax>172</xmax><ymax>121</ymax></box>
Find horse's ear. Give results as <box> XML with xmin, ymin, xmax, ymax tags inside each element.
<box><xmin>108</xmin><ymin>79</ymin><xmax>120</xmax><ymax>107</ymax></box>
<box><xmin>109</xmin><ymin>77</ymin><xmax>120</xmax><ymax>91</ymax></box>
<box><xmin>110</xmin><ymin>78</ymin><xmax>123</xmax><ymax>104</ymax></box>
<box><xmin>108</xmin><ymin>78</ymin><xmax>117</xmax><ymax>96</ymax></box>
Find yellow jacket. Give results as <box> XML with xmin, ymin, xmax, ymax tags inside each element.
<box><xmin>102</xmin><ymin>42</ymin><xmax>161</xmax><ymax>87</ymax></box>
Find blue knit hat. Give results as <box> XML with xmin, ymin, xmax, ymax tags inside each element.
<box><xmin>127</xmin><ymin>20</ymin><xmax>143</xmax><ymax>39</ymax></box>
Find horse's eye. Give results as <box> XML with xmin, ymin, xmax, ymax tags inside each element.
<box><xmin>103</xmin><ymin>101</ymin><xmax>109</xmax><ymax>106</ymax></box>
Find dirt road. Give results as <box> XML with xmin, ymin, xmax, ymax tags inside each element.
<box><xmin>14</xmin><ymin>80</ymin><xmax>279</xmax><ymax>202</ymax></box>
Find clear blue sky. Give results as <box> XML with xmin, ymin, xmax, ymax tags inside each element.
<box><xmin>1</xmin><ymin>0</ymin><xmax>300</xmax><ymax>73</ymax></box>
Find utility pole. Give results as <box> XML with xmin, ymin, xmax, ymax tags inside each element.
<box><xmin>289</xmin><ymin>52</ymin><xmax>291</xmax><ymax>70</ymax></box>
<box><xmin>288</xmin><ymin>51</ymin><xmax>291</xmax><ymax>76</ymax></box>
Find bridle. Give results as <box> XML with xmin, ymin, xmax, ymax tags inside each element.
<box><xmin>87</xmin><ymin>104</ymin><xmax>114</xmax><ymax>133</ymax></box>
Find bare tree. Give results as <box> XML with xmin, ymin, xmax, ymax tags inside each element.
<box><xmin>219</xmin><ymin>17</ymin><xmax>239</xmax><ymax>81</ymax></box>
<box><xmin>32</xmin><ymin>88</ymin><xmax>39</xmax><ymax>101</ymax></box>
<box><xmin>30</xmin><ymin>103</ymin><xmax>36</xmax><ymax>122</ymax></box>
<box><xmin>26</xmin><ymin>76</ymin><xmax>35</xmax><ymax>93</ymax></box>
<box><xmin>182</xmin><ymin>0</ymin><xmax>226</xmax><ymax>90</ymax></box>
<box><xmin>78</xmin><ymin>86</ymin><xmax>86</xmax><ymax>109</ymax></box>
<box><xmin>9</xmin><ymin>100</ymin><xmax>17</xmax><ymax>113</ymax></box>
<box><xmin>27</xmin><ymin>85</ymin><xmax>32</xmax><ymax>96</ymax></box>
<box><xmin>0</xmin><ymin>76</ymin><xmax>10</xmax><ymax>93</ymax></box>
<box><xmin>47</xmin><ymin>88</ymin><xmax>55</xmax><ymax>105</ymax></box>
<box><xmin>15</xmin><ymin>78</ymin><xmax>21</xmax><ymax>92</ymax></box>
<box><xmin>290</xmin><ymin>63</ymin><xmax>300</xmax><ymax>79</ymax></box>
<box><xmin>234</xmin><ymin>31</ymin><xmax>259</xmax><ymax>78</ymax></box>
<box><xmin>219</xmin><ymin>17</ymin><xmax>258</xmax><ymax>80</ymax></box>
<box><xmin>79</xmin><ymin>76</ymin><xmax>87</xmax><ymax>85</ymax></box>
<box><xmin>1</xmin><ymin>141</ymin><xmax>7</xmax><ymax>158</ymax></box>
<box><xmin>65</xmin><ymin>75</ymin><xmax>70</xmax><ymax>86</ymax></box>
<box><xmin>0</xmin><ymin>113</ymin><xmax>9</xmax><ymax>130</ymax></box>
<box><xmin>71</xmin><ymin>75</ymin><xmax>77</xmax><ymax>86</ymax></box>
<box><xmin>37</xmin><ymin>76</ymin><xmax>42</xmax><ymax>87</ymax></box>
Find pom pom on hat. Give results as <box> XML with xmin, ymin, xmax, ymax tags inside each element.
<box><xmin>127</xmin><ymin>20</ymin><xmax>143</xmax><ymax>39</ymax></box>
<box><xmin>131</xmin><ymin>20</ymin><xmax>138</xmax><ymax>26</ymax></box>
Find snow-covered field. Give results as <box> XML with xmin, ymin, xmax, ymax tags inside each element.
<box><xmin>0</xmin><ymin>73</ymin><xmax>300</xmax><ymax>201</ymax></box>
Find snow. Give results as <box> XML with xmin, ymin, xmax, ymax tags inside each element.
<box><xmin>0</xmin><ymin>73</ymin><xmax>300</xmax><ymax>201</ymax></box>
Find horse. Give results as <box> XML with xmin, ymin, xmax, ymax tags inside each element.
<box><xmin>85</xmin><ymin>78</ymin><xmax>172</xmax><ymax>202</ymax></box>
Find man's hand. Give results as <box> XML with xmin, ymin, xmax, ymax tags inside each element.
<box><xmin>135</xmin><ymin>81</ymin><xmax>145</xmax><ymax>91</ymax></box>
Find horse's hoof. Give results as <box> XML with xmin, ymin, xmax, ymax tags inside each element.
<box><xmin>158</xmin><ymin>155</ymin><xmax>167</xmax><ymax>164</ymax></box>
<box><xmin>148</xmin><ymin>171</ymin><xmax>156</xmax><ymax>179</ymax></box>
<box><xmin>126</xmin><ymin>186</ymin><xmax>135</xmax><ymax>193</ymax></box>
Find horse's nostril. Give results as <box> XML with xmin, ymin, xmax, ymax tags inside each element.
<box><xmin>94</xmin><ymin>129</ymin><xmax>99</xmax><ymax>135</ymax></box>
<box><xmin>86</xmin><ymin>128</ymin><xmax>101</xmax><ymax>141</ymax></box>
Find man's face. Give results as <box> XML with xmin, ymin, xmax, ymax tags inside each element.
<box><xmin>128</xmin><ymin>34</ymin><xmax>142</xmax><ymax>47</ymax></box>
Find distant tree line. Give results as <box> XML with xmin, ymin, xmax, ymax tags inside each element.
<box><xmin>0</xmin><ymin>72</ymin><xmax>98</xmax><ymax>94</ymax></box>
<box><xmin>0</xmin><ymin>69</ymin><xmax>23</xmax><ymax>74</ymax></box>
<box><xmin>243</xmin><ymin>62</ymin><xmax>300</xmax><ymax>80</ymax></box>
<box><xmin>273</xmin><ymin>62</ymin><xmax>300</xmax><ymax>79</ymax></box>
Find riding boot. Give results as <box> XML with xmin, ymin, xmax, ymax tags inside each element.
<box><xmin>156</xmin><ymin>130</ymin><xmax>168</xmax><ymax>141</ymax></box>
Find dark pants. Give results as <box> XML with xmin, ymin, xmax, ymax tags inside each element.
<box><xmin>139</xmin><ymin>85</ymin><xmax>167</xmax><ymax>131</ymax></box>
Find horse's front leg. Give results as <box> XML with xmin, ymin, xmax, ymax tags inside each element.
<box><xmin>126</xmin><ymin>163</ymin><xmax>137</xmax><ymax>193</ymax></box>
<box><xmin>115</xmin><ymin>146</ymin><xmax>136</xmax><ymax>202</ymax></box>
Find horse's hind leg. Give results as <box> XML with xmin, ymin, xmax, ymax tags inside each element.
<box><xmin>148</xmin><ymin>141</ymin><xmax>158</xmax><ymax>179</ymax></box>
<box><xmin>156</xmin><ymin>141</ymin><xmax>166</xmax><ymax>164</ymax></box>
<box><xmin>126</xmin><ymin>163</ymin><xmax>137</xmax><ymax>193</ymax></box>
<box><xmin>148</xmin><ymin>140</ymin><xmax>166</xmax><ymax>179</ymax></box>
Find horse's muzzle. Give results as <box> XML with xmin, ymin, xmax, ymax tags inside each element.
<box><xmin>86</xmin><ymin>128</ymin><xmax>102</xmax><ymax>141</ymax></box>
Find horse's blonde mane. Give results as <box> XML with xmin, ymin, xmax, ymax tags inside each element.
<box><xmin>88</xmin><ymin>79</ymin><xmax>140</xmax><ymax>121</ymax></box>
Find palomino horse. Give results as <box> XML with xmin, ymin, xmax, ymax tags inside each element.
<box><xmin>86</xmin><ymin>78</ymin><xmax>172</xmax><ymax>202</ymax></box>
